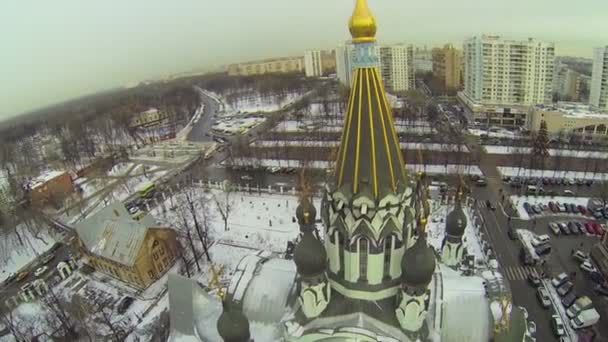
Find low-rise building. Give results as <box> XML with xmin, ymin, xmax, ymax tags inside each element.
<box><xmin>75</xmin><ymin>202</ymin><xmax>178</xmax><ymax>289</ymax></box>
<box><xmin>459</xmin><ymin>92</ymin><xmax>529</xmax><ymax>128</ymax></box>
<box><xmin>29</xmin><ymin>170</ymin><xmax>73</xmax><ymax>208</ymax></box>
<box><xmin>227</xmin><ymin>56</ymin><xmax>304</xmax><ymax>76</ymax></box>
<box><xmin>528</xmin><ymin>102</ymin><xmax>608</xmax><ymax>140</ymax></box>
<box><xmin>130</xmin><ymin>108</ymin><xmax>168</xmax><ymax>129</ymax></box>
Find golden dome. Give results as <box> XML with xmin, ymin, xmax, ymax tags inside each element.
<box><xmin>348</xmin><ymin>0</ymin><xmax>377</xmax><ymax>43</ymax></box>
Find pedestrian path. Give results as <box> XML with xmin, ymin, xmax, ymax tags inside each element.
<box><xmin>503</xmin><ymin>266</ymin><xmax>539</xmax><ymax>281</ymax></box>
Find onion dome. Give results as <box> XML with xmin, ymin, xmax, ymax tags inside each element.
<box><xmin>217</xmin><ymin>301</ymin><xmax>250</xmax><ymax>342</ymax></box>
<box><xmin>296</xmin><ymin>197</ymin><xmax>317</xmax><ymax>229</ymax></box>
<box><xmin>348</xmin><ymin>0</ymin><xmax>377</xmax><ymax>43</ymax></box>
<box><xmin>446</xmin><ymin>199</ymin><xmax>467</xmax><ymax>237</ymax></box>
<box><xmin>294</xmin><ymin>230</ymin><xmax>327</xmax><ymax>278</ymax></box>
<box><xmin>401</xmin><ymin>236</ymin><xmax>436</xmax><ymax>288</ymax></box>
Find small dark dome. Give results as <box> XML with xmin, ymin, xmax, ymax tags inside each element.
<box><xmin>294</xmin><ymin>231</ymin><xmax>327</xmax><ymax>277</ymax></box>
<box><xmin>296</xmin><ymin>197</ymin><xmax>317</xmax><ymax>227</ymax></box>
<box><xmin>401</xmin><ymin>237</ymin><xmax>436</xmax><ymax>287</ymax></box>
<box><xmin>446</xmin><ymin>201</ymin><xmax>467</xmax><ymax>237</ymax></box>
<box><xmin>217</xmin><ymin>303</ymin><xmax>250</xmax><ymax>342</ymax></box>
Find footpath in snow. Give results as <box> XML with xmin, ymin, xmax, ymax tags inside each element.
<box><xmin>485</xmin><ymin>145</ymin><xmax>608</xmax><ymax>159</ymax></box>
<box><xmin>225</xmin><ymin>158</ymin><xmax>482</xmax><ymax>176</ymax></box>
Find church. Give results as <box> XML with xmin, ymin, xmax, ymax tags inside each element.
<box><xmin>167</xmin><ymin>1</ymin><xmax>532</xmax><ymax>341</ymax></box>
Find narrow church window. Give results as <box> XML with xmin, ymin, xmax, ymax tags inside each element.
<box><xmin>358</xmin><ymin>237</ymin><xmax>369</xmax><ymax>281</ymax></box>
<box><xmin>383</xmin><ymin>235</ymin><xmax>395</xmax><ymax>278</ymax></box>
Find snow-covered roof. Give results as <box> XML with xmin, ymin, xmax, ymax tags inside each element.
<box><xmin>74</xmin><ymin>201</ymin><xmax>154</xmax><ymax>266</ymax></box>
<box><xmin>30</xmin><ymin>170</ymin><xmax>66</xmax><ymax>189</ymax></box>
<box><xmin>535</xmin><ymin>102</ymin><xmax>608</xmax><ymax>119</ymax></box>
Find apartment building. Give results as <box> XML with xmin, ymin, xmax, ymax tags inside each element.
<box><xmin>459</xmin><ymin>35</ymin><xmax>555</xmax><ymax>128</ymax></box>
<box><xmin>304</xmin><ymin>50</ymin><xmax>323</xmax><ymax>77</ymax></box>
<box><xmin>227</xmin><ymin>56</ymin><xmax>304</xmax><ymax>76</ymax></box>
<box><xmin>590</xmin><ymin>46</ymin><xmax>608</xmax><ymax>110</ymax></box>
<box><xmin>432</xmin><ymin>44</ymin><xmax>463</xmax><ymax>90</ymax></box>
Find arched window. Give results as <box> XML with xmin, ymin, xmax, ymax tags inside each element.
<box><xmin>383</xmin><ymin>235</ymin><xmax>396</xmax><ymax>279</ymax></box>
<box><xmin>358</xmin><ymin>237</ymin><xmax>369</xmax><ymax>282</ymax></box>
<box><xmin>336</xmin><ymin>231</ymin><xmax>345</xmax><ymax>276</ymax></box>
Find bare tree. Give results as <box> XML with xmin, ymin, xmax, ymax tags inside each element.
<box><xmin>183</xmin><ymin>187</ymin><xmax>212</xmax><ymax>262</ymax></box>
<box><xmin>0</xmin><ymin>307</ymin><xmax>31</xmax><ymax>342</ymax></box>
<box><xmin>43</xmin><ymin>288</ymin><xmax>79</xmax><ymax>340</ymax></box>
<box><xmin>177</xmin><ymin>202</ymin><xmax>201</xmax><ymax>272</ymax></box>
<box><xmin>213</xmin><ymin>181</ymin><xmax>233</xmax><ymax>232</ymax></box>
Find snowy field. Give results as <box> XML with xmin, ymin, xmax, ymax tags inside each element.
<box><xmin>225</xmin><ymin>158</ymin><xmax>482</xmax><ymax>176</ymax></box>
<box><xmin>252</xmin><ymin>140</ymin><xmax>469</xmax><ymax>152</ymax></box>
<box><xmin>509</xmin><ymin>195</ymin><xmax>592</xmax><ymax>220</ymax></box>
<box><xmin>0</xmin><ymin>229</ymin><xmax>57</xmax><ymax>283</ymax></box>
<box><xmin>212</xmin><ymin>116</ymin><xmax>266</xmax><ymax>135</ymax></box>
<box><xmin>498</xmin><ymin>167</ymin><xmax>608</xmax><ymax>181</ymax></box>
<box><xmin>484</xmin><ymin>145</ymin><xmax>608</xmax><ymax>159</ymax></box>
<box><xmin>225</xmin><ymin>92</ymin><xmax>308</xmax><ymax>114</ymax></box>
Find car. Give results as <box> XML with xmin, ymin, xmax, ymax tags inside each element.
<box><xmin>502</xmin><ymin>176</ymin><xmax>511</xmax><ymax>182</ymax></box>
<box><xmin>576</xmin><ymin>178</ymin><xmax>585</xmax><ymax>186</ymax></box>
<box><xmin>558</xmin><ymin>222</ymin><xmax>571</xmax><ymax>235</ymax></box>
<box><xmin>548</xmin><ymin>222</ymin><xmax>561</xmax><ymax>235</ymax></box>
<box><xmin>572</xmin><ymin>250</ymin><xmax>590</xmax><ymax>263</ymax></box>
<box><xmin>507</xmin><ymin>228</ymin><xmax>517</xmax><ymax>240</ymax></box>
<box><xmin>574</xmin><ymin>221</ymin><xmax>585</xmax><ymax>234</ymax></box>
<box><xmin>564</xmin><ymin>189</ymin><xmax>576</xmax><ymax>196</ymax></box>
<box><xmin>240</xmin><ymin>175</ymin><xmax>254</xmax><ymax>181</ymax></box>
<box><xmin>562</xmin><ymin>292</ymin><xmax>578</xmax><ymax>308</ymax></box>
<box><xmin>486</xmin><ymin>200</ymin><xmax>496</xmax><ymax>210</ymax></box>
<box><xmin>552</xmin><ymin>273</ymin><xmax>569</xmax><ymax>288</ymax></box>
<box><xmin>551</xmin><ymin>315</ymin><xmax>565</xmax><ymax>337</ymax></box>
<box><xmin>128</xmin><ymin>206</ymin><xmax>140</xmax><ymax>215</ymax></box>
<box><xmin>476</xmin><ymin>179</ymin><xmax>488</xmax><ymax>187</ymax></box>
<box><xmin>593</xmin><ymin>223</ymin><xmax>605</xmax><ymax>236</ymax></box>
<box><xmin>594</xmin><ymin>284</ymin><xmax>608</xmax><ymax>296</ymax></box>
<box><xmin>531</xmin><ymin>234</ymin><xmax>550</xmax><ymax>247</ymax></box>
<box><xmin>269</xmin><ymin>166</ymin><xmax>281</xmax><ymax>174</ymax></box>
<box><xmin>557</xmin><ymin>281</ymin><xmax>574</xmax><ymax>296</ymax></box>
<box><xmin>535</xmin><ymin>244</ymin><xmax>552</xmax><ymax>256</ymax></box>
<box><xmin>549</xmin><ymin>202</ymin><xmax>557</xmax><ymax>212</ymax></box>
<box><xmin>586</xmin><ymin>179</ymin><xmax>594</xmax><ymax>186</ymax></box>
<box><xmin>564</xmin><ymin>203</ymin><xmax>572</xmax><ymax>213</ymax></box>
<box><xmin>570</xmin><ymin>204</ymin><xmax>579</xmax><ymax>214</ymax></box>
<box><xmin>532</xmin><ymin>205</ymin><xmax>542</xmax><ymax>214</ymax></box>
<box><xmin>581</xmin><ymin>261</ymin><xmax>597</xmax><ymax>273</ymax></box>
<box><xmin>567</xmin><ymin>222</ymin><xmax>580</xmax><ymax>235</ymax></box>
<box><xmin>585</xmin><ymin>222</ymin><xmax>596</xmax><ymax>235</ymax></box>
<box><xmin>578</xmin><ymin>205</ymin><xmax>587</xmax><ymax>215</ymax></box>
<box><xmin>34</xmin><ymin>266</ymin><xmax>48</xmax><ymax>277</ymax></box>
<box><xmin>285</xmin><ymin>167</ymin><xmax>297</xmax><ymax>174</ymax></box>
<box><xmin>15</xmin><ymin>271</ymin><xmax>28</xmax><ymax>283</ymax></box>
<box><xmin>527</xmin><ymin>272</ymin><xmax>541</xmax><ymax>287</ymax></box>
<box><xmin>117</xmin><ymin>296</ymin><xmax>135</xmax><ymax>314</ymax></box>
<box><xmin>593</xmin><ymin>211</ymin><xmax>604</xmax><ymax>219</ymax></box>
<box><xmin>2</xmin><ymin>273</ymin><xmax>18</xmax><ymax>286</ymax></box>
<box><xmin>528</xmin><ymin>321</ymin><xmax>537</xmax><ymax>339</ymax></box>
<box><xmin>537</xmin><ymin>286</ymin><xmax>552</xmax><ymax>308</ymax></box>
<box><xmin>523</xmin><ymin>202</ymin><xmax>532</xmax><ymax>214</ymax></box>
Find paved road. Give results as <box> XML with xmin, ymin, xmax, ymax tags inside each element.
<box><xmin>187</xmin><ymin>87</ymin><xmax>220</xmax><ymax>142</ymax></box>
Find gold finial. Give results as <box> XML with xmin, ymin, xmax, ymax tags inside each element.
<box><xmin>349</xmin><ymin>0</ymin><xmax>377</xmax><ymax>43</ymax></box>
<box><xmin>303</xmin><ymin>211</ymin><xmax>310</xmax><ymax>224</ymax></box>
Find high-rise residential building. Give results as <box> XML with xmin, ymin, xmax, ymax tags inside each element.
<box><xmin>378</xmin><ymin>44</ymin><xmax>415</xmax><ymax>92</ymax></box>
<box><xmin>459</xmin><ymin>35</ymin><xmax>555</xmax><ymax>128</ymax></box>
<box><xmin>414</xmin><ymin>46</ymin><xmax>433</xmax><ymax>73</ymax></box>
<box><xmin>336</xmin><ymin>42</ymin><xmax>414</xmax><ymax>92</ymax></box>
<box><xmin>304</xmin><ymin>50</ymin><xmax>323</xmax><ymax>77</ymax></box>
<box><xmin>432</xmin><ymin>44</ymin><xmax>463</xmax><ymax>91</ymax></box>
<box><xmin>335</xmin><ymin>42</ymin><xmax>355</xmax><ymax>86</ymax></box>
<box><xmin>590</xmin><ymin>46</ymin><xmax>608</xmax><ymax>110</ymax></box>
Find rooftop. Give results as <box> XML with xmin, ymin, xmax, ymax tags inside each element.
<box><xmin>535</xmin><ymin>102</ymin><xmax>608</xmax><ymax>119</ymax></box>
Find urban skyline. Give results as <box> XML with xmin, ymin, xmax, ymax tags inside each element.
<box><xmin>2</xmin><ymin>0</ymin><xmax>607</xmax><ymax>120</ymax></box>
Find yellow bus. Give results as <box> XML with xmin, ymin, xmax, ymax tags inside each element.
<box><xmin>138</xmin><ymin>182</ymin><xmax>156</xmax><ymax>199</ymax></box>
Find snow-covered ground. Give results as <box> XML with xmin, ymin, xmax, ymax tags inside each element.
<box><xmin>0</xmin><ymin>229</ymin><xmax>56</xmax><ymax>283</ymax></box>
<box><xmin>468</xmin><ymin>128</ymin><xmax>520</xmax><ymax>139</ymax></box>
<box><xmin>485</xmin><ymin>145</ymin><xmax>608</xmax><ymax>159</ymax></box>
<box><xmin>252</xmin><ymin>140</ymin><xmax>469</xmax><ymax>152</ymax></box>
<box><xmin>272</xmin><ymin>120</ymin><xmax>434</xmax><ymax>134</ymax></box>
<box><xmin>509</xmin><ymin>195</ymin><xmax>592</xmax><ymax>220</ymax></box>
<box><xmin>212</xmin><ymin>116</ymin><xmax>266</xmax><ymax>135</ymax></box>
<box><xmin>498</xmin><ymin>167</ymin><xmax>608</xmax><ymax>181</ymax></box>
<box><xmin>225</xmin><ymin>158</ymin><xmax>482</xmax><ymax>176</ymax></box>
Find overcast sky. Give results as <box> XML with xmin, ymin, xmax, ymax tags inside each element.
<box><xmin>1</xmin><ymin>0</ymin><xmax>606</xmax><ymax>120</ymax></box>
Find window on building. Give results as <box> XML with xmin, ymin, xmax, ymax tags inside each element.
<box><xmin>148</xmin><ymin>270</ymin><xmax>155</xmax><ymax>279</ymax></box>
<box><xmin>358</xmin><ymin>237</ymin><xmax>369</xmax><ymax>282</ymax></box>
<box><xmin>383</xmin><ymin>235</ymin><xmax>395</xmax><ymax>279</ymax></box>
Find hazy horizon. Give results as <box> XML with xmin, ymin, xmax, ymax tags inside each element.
<box><xmin>2</xmin><ymin>0</ymin><xmax>606</xmax><ymax>120</ymax></box>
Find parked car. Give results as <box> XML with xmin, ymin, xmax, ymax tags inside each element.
<box><xmin>558</xmin><ymin>222</ymin><xmax>571</xmax><ymax>235</ymax></box>
<box><xmin>561</xmin><ymin>292</ymin><xmax>578</xmax><ymax>308</ymax></box>
<box><xmin>532</xmin><ymin>204</ymin><xmax>542</xmax><ymax>214</ymax></box>
<box><xmin>557</xmin><ymin>281</ymin><xmax>574</xmax><ymax>296</ymax></box>
<box><xmin>15</xmin><ymin>271</ymin><xmax>28</xmax><ymax>283</ymax></box>
<box><xmin>240</xmin><ymin>175</ymin><xmax>254</xmax><ymax>181</ymax></box>
<box><xmin>572</xmin><ymin>250</ymin><xmax>590</xmax><ymax>263</ymax></box>
<box><xmin>549</xmin><ymin>202</ymin><xmax>557</xmax><ymax>212</ymax></box>
<box><xmin>578</xmin><ymin>205</ymin><xmax>587</xmax><ymax>215</ymax></box>
<box><xmin>537</xmin><ymin>286</ymin><xmax>552</xmax><ymax>308</ymax></box>
<box><xmin>535</xmin><ymin>244</ymin><xmax>552</xmax><ymax>256</ymax></box>
<box><xmin>531</xmin><ymin>235</ymin><xmax>550</xmax><ymax>247</ymax></box>
<box><xmin>581</xmin><ymin>261</ymin><xmax>597</xmax><ymax>273</ymax></box>
<box><xmin>552</xmin><ymin>273</ymin><xmax>569</xmax><ymax>288</ymax></box>
<box><xmin>551</xmin><ymin>315</ymin><xmax>565</xmax><ymax>337</ymax></box>
<box><xmin>476</xmin><ymin>178</ymin><xmax>488</xmax><ymax>187</ymax></box>
<box><xmin>523</xmin><ymin>202</ymin><xmax>532</xmax><ymax>214</ymax></box>
<box><xmin>593</xmin><ymin>223</ymin><xmax>605</xmax><ymax>236</ymax></box>
<box><xmin>585</xmin><ymin>222</ymin><xmax>596</xmax><ymax>235</ymax></box>
<box><xmin>593</xmin><ymin>284</ymin><xmax>608</xmax><ymax>297</ymax></box>
<box><xmin>593</xmin><ymin>211</ymin><xmax>604</xmax><ymax>219</ymax></box>
<box><xmin>568</xmin><ymin>222</ymin><xmax>581</xmax><ymax>235</ymax></box>
<box><xmin>574</xmin><ymin>221</ymin><xmax>586</xmax><ymax>234</ymax></box>
<box><xmin>34</xmin><ymin>266</ymin><xmax>48</xmax><ymax>277</ymax></box>
<box><xmin>548</xmin><ymin>222</ymin><xmax>561</xmax><ymax>235</ymax></box>
<box><xmin>570</xmin><ymin>204</ymin><xmax>580</xmax><ymax>214</ymax></box>
<box><xmin>507</xmin><ymin>228</ymin><xmax>517</xmax><ymax>240</ymax></box>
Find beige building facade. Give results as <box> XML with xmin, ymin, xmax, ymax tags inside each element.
<box><xmin>432</xmin><ymin>44</ymin><xmax>463</xmax><ymax>90</ymax></box>
<box><xmin>227</xmin><ymin>56</ymin><xmax>304</xmax><ymax>76</ymax></box>
<box><xmin>528</xmin><ymin>103</ymin><xmax>608</xmax><ymax>140</ymax></box>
